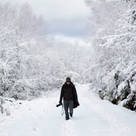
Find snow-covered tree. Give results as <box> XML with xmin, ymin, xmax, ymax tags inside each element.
<box><xmin>86</xmin><ymin>0</ymin><xmax>136</xmax><ymax>111</ymax></box>
<box><xmin>0</xmin><ymin>2</ymin><xmax>92</xmax><ymax>100</ymax></box>
<box><xmin>0</xmin><ymin>3</ymin><xmax>47</xmax><ymax>99</ymax></box>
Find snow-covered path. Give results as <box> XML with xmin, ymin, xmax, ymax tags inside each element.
<box><xmin>0</xmin><ymin>84</ymin><xmax>136</xmax><ymax>136</ymax></box>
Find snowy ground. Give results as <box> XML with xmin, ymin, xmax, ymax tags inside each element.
<box><xmin>0</xmin><ymin>84</ymin><xmax>136</xmax><ymax>136</ymax></box>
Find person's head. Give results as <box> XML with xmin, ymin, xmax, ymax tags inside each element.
<box><xmin>66</xmin><ymin>77</ymin><xmax>71</xmax><ymax>85</ymax></box>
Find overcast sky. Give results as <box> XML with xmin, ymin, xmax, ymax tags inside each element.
<box><xmin>1</xmin><ymin>0</ymin><xmax>90</xmax><ymax>38</ymax></box>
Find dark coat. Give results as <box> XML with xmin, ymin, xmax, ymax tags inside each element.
<box><xmin>60</xmin><ymin>82</ymin><xmax>79</xmax><ymax>108</ymax></box>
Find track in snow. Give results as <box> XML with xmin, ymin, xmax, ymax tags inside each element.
<box><xmin>0</xmin><ymin>84</ymin><xmax>136</xmax><ymax>136</ymax></box>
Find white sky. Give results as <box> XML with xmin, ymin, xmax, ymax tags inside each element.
<box><xmin>1</xmin><ymin>0</ymin><xmax>90</xmax><ymax>38</ymax></box>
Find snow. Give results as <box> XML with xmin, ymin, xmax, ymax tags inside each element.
<box><xmin>0</xmin><ymin>84</ymin><xmax>136</xmax><ymax>136</ymax></box>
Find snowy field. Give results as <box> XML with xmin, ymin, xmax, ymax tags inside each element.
<box><xmin>0</xmin><ymin>84</ymin><xmax>136</xmax><ymax>136</ymax></box>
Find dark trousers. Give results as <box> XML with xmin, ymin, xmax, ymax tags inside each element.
<box><xmin>64</xmin><ymin>100</ymin><xmax>73</xmax><ymax>118</ymax></box>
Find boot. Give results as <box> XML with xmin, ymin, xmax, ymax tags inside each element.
<box><xmin>70</xmin><ymin>113</ymin><xmax>73</xmax><ymax>117</ymax></box>
<box><xmin>66</xmin><ymin>116</ymin><xmax>69</xmax><ymax>120</ymax></box>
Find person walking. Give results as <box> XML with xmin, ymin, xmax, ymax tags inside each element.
<box><xmin>59</xmin><ymin>77</ymin><xmax>79</xmax><ymax>120</ymax></box>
